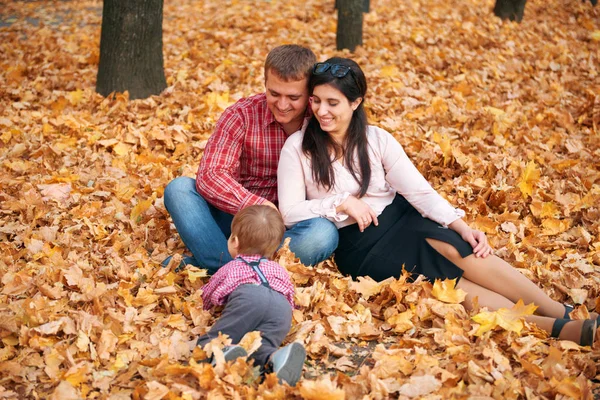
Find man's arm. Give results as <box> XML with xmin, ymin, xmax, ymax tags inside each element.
<box><xmin>196</xmin><ymin>107</ymin><xmax>268</xmax><ymax>214</ymax></box>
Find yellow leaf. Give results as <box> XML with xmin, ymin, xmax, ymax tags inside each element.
<box><xmin>350</xmin><ymin>276</ymin><xmax>383</xmax><ymax>299</ymax></box>
<box><xmin>473</xmin><ymin>215</ymin><xmax>498</xmax><ymax>234</ymax></box>
<box><xmin>540</xmin><ymin>202</ymin><xmax>560</xmax><ymax>218</ymax></box>
<box><xmin>117</xmin><ymin>333</ymin><xmax>135</xmax><ymax>345</ymax></box>
<box><xmin>132</xmin><ymin>288</ymin><xmax>159</xmax><ymax>307</ymax></box>
<box><xmin>187</xmin><ymin>267</ymin><xmax>208</xmax><ymax>283</ymax></box>
<box><xmin>44</xmin><ymin>349</ymin><xmax>64</xmax><ymax>380</ymax></box>
<box><xmin>113</xmin><ymin>142</ymin><xmax>131</xmax><ymax>157</ymax></box>
<box><xmin>64</xmin><ymin>364</ymin><xmax>89</xmax><ymax>387</ymax></box>
<box><xmin>552</xmin><ymin>376</ymin><xmax>582</xmax><ymax>398</ymax></box>
<box><xmin>238</xmin><ymin>331</ymin><xmax>262</xmax><ymax>356</ymax></box>
<box><xmin>517</xmin><ymin>161</ymin><xmax>541</xmax><ymax>198</ymax></box>
<box><xmin>541</xmin><ymin>218</ymin><xmax>570</xmax><ymax>235</ymax></box>
<box><xmin>299</xmin><ymin>376</ymin><xmax>346</xmax><ymax>400</ymax></box>
<box><xmin>116</xmin><ymin>184</ymin><xmax>136</xmax><ymax>202</ymax></box>
<box><xmin>431</xmin><ymin>279</ymin><xmax>466</xmax><ymax>304</ymax></box>
<box><xmin>130</xmin><ymin>195</ymin><xmax>155</xmax><ymax>224</ymax></box>
<box><xmin>204</xmin><ymin>91</ymin><xmax>231</xmax><ymax>112</ymax></box>
<box><xmin>472</xmin><ymin>299</ymin><xmax>537</xmax><ymax>336</ymax></box>
<box><xmin>591</xmin><ymin>30</ymin><xmax>600</xmax><ymax>41</ymax></box>
<box><xmin>68</xmin><ymin>89</ymin><xmax>84</xmax><ymax>105</ymax></box>
<box><xmin>111</xmin><ymin>352</ymin><xmax>130</xmax><ymax>372</ymax></box>
<box><xmin>483</xmin><ymin>106</ymin><xmax>505</xmax><ymax>117</ymax></box>
<box><xmin>380</xmin><ymin>65</ymin><xmax>399</xmax><ymax>78</ymax></box>
<box><xmin>430</xmin><ymin>97</ymin><xmax>448</xmax><ymax>114</ymax></box>
<box><xmin>432</xmin><ymin>132</ymin><xmax>452</xmax><ymax>166</ymax></box>
<box><xmin>387</xmin><ymin>309</ymin><xmax>415</xmax><ymax>333</ymax></box>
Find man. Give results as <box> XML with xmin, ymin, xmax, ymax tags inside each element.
<box><xmin>163</xmin><ymin>45</ymin><xmax>338</xmax><ymax>273</ymax></box>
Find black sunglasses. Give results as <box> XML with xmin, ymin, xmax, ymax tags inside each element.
<box><xmin>313</xmin><ymin>62</ymin><xmax>353</xmax><ymax>78</ymax></box>
<box><xmin>313</xmin><ymin>62</ymin><xmax>360</xmax><ymax>90</ymax></box>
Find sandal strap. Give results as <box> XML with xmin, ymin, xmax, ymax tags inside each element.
<box><xmin>580</xmin><ymin>320</ymin><xmax>597</xmax><ymax>347</ymax></box>
<box><xmin>563</xmin><ymin>304</ymin><xmax>574</xmax><ymax>319</ymax></box>
<box><xmin>551</xmin><ymin>318</ymin><xmax>569</xmax><ymax>338</ymax></box>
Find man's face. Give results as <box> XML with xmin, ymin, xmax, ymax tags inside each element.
<box><xmin>265</xmin><ymin>69</ymin><xmax>309</xmax><ymax>127</ymax></box>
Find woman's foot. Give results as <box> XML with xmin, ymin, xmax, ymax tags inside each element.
<box><xmin>552</xmin><ymin>318</ymin><xmax>596</xmax><ymax>346</ymax></box>
<box><xmin>563</xmin><ymin>304</ymin><xmax>600</xmax><ymax>323</ymax></box>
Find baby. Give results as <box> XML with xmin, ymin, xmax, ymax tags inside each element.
<box><xmin>197</xmin><ymin>205</ymin><xmax>306</xmax><ymax>386</ymax></box>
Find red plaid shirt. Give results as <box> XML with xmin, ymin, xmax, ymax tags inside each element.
<box><xmin>196</xmin><ymin>93</ymin><xmax>308</xmax><ymax>214</ymax></box>
<box><xmin>201</xmin><ymin>254</ymin><xmax>295</xmax><ymax>310</ymax></box>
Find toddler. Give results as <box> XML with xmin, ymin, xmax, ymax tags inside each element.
<box><xmin>197</xmin><ymin>205</ymin><xmax>306</xmax><ymax>386</ymax></box>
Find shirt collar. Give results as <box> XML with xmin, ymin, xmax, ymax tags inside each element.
<box><xmin>236</xmin><ymin>254</ymin><xmax>265</xmax><ymax>261</ymax></box>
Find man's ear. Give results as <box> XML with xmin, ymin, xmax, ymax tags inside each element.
<box><xmin>351</xmin><ymin>97</ymin><xmax>363</xmax><ymax>111</ymax></box>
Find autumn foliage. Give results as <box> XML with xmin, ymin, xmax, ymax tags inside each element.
<box><xmin>0</xmin><ymin>0</ymin><xmax>599</xmax><ymax>398</ymax></box>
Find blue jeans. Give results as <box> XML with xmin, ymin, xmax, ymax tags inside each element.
<box><xmin>163</xmin><ymin>177</ymin><xmax>339</xmax><ymax>274</ymax></box>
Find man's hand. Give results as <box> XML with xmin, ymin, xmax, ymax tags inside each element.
<box><xmin>338</xmin><ymin>196</ymin><xmax>379</xmax><ymax>232</ymax></box>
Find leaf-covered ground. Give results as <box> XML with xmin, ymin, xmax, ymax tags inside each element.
<box><xmin>1</xmin><ymin>0</ymin><xmax>599</xmax><ymax>398</ymax></box>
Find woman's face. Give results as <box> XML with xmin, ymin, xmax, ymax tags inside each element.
<box><xmin>311</xmin><ymin>83</ymin><xmax>361</xmax><ymax>141</ymax></box>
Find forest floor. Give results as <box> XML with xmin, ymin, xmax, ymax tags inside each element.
<box><xmin>1</xmin><ymin>0</ymin><xmax>599</xmax><ymax>398</ymax></box>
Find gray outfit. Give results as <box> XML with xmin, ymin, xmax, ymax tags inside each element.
<box><xmin>197</xmin><ymin>284</ymin><xmax>292</xmax><ymax>366</ymax></box>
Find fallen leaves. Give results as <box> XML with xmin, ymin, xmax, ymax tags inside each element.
<box><xmin>0</xmin><ymin>0</ymin><xmax>599</xmax><ymax>397</ymax></box>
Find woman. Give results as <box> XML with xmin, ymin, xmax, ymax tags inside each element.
<box><xmin>277</xmin><ymin>57</ymin><xmax>596</xmax><ymax>346</ymax></box>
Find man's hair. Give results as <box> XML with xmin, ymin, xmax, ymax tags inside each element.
<box><xmin>231</xmin><ymin>205</ymin><xmax>285</xmax><ymax>258</ymax></box>
<box><xmin>264</xmin><ymin>44</ymin><xmax>317</xmax><ymax>82</ymax></box>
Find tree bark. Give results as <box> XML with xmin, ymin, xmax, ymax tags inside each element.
<box><xmin>335</xmin><ymin>0</ymin><xmax>370</xmax><ymax>12</ymax></box>
<box><xmin>336</xmin><ymin>0</ymin><xmax>364</xmax><ymax>52</ymax></box>
<box><xmin>493</xmin><ymin>0</ymin><xmax>527</xmax><ymax>22</ymax></box>
<box><xmin>96</xmin><ymin>0</ymin><xmax>167</xmax><ymax>100</ymax></box>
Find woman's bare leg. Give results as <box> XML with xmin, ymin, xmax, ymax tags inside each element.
<box><xmin>426</xmin><ymin>238</ymin><xmax>566</xmax><ymax>318</ymax></box>
<box><xmin>458</xmin><ymin>277</ymin><xmax>591</xmax><ymax>343</ymax></box>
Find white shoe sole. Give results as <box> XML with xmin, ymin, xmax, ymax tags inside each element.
<box><xmin>273</xmin><ymin>343</ymin><xmax>306</xmax><ymax>386</ymax></box>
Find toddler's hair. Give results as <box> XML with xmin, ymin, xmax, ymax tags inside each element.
<box><xmin>231</xmin><ymin>205</ymin><xmax>285</xmax><ymax>258</ymax></box>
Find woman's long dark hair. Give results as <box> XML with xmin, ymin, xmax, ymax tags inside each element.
<box><xmin>302</xmin><ymin>57</ymin><xmax>371</xmax><ymax>197</ymax></box>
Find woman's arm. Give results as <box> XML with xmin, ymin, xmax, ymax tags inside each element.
<box><xmin>277</xmin><ymin>137</ymin><xmax>350</xmax><ymax>228</ymax></box>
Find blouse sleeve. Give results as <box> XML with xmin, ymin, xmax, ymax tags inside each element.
<box><xmin>376</xmin><ymin>128</ymin><xmax>465</xmax><ymax>227</ymax></box>
<box><xmin>277</xmin><ymin>134</ymin><xmax>349</xmax><ymax>228</ymax></box>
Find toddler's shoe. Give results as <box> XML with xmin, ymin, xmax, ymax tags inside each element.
<box><xmin>212</xmin><ymin>345</ymin><xmax>247</xmax><ymax>366</ymax></box>
<box><xmin>269</xmin><ymin>342</ymin><xmax>306</xmax><ymax>386</ymax></box>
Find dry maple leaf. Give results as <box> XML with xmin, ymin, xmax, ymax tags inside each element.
<box><xmin>299</xmin><ymin>376</ymin><xmax>346</xmax><ymax>400</ymax></box>
<box><xmin>472</xmin><ymin>299</ymin><xmax>537</xmax><ymax>336</ymax></box>
<box><xmin>431</xmin><ymin>278</ymin><xmax>467</xmax><ymax>304</ymax></box>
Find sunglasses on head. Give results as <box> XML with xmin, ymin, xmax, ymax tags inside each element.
<box><xmin>313</xmin><ymin>62</ymin><xmax>353</xmax><ymax>78</ymax></box>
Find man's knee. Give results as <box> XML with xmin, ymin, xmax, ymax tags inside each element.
<box><xmin>164</xmin><ymin>177</ymin><xmax>195</xmax><ymax>200</ymax></box>
<box><xmin>287</xmin><ymin>218</ymin><xmax>339</xmax><ymax>265</ymax></box>
<box><xmin>305</xmin><ymin>218</ymin><xmax>339</xmax><ymax>250</ymax></box>
<box><xmin>164</xmin><ymin>177</ymin><xmax>198</xmax><ymax>211</ymax></box>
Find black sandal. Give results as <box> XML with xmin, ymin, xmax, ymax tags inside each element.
<box><xmin>564</xmin><ymin>304</ymin><xmax>600</xmax><ymax>324</ymax></box>
<box><xmin>551</xmin><ymin>318</ymin><xmax>597</xmax><ymax>347</ymax></box>
<box><xmin>563</xmin><ymin>304</ymin><xmax>574</xmax><ymax>319</ymax></box>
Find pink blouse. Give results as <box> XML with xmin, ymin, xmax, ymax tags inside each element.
<box><xmin>277</xmin><ymin>125</ymin><xmax>465</xmax><ymax>229</ymax></box>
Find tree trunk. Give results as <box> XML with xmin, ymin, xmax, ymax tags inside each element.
<box><xmin>336</xmin><ymin>0</ymin><xmax>364</xmax><ymax>52</ymax></box>
<box><xmin>493</xmin><ymin>0</ymin><xmax>527</xmax><ymax>22</ymax></box>
<box><xmin>335</xmin><ymin>0</ymin><xmax>370</xmax><ymax>12</ymax></box>
<box><xmin>96</xmin><ymin>0</ymin><xmax>167</xmax><ymax>100</ymax></box>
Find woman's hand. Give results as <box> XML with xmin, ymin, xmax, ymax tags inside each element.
<box><xmin>461</xmin><ymin>228</ymin><xmax>493</xmax><ymax>258</ymax></box>
<box><xmin>337</xmin><ymin>196</ymin><xmax>379</xmax><ymax>232</ymax></box>
<box><xmin>449</xmin><ymin>219</ymin><xmax>493</xmax><ymax>258</ymax></box>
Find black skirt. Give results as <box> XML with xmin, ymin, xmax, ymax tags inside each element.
<box><xmin>334</xmin><ymin>195</ymin><xmax>473</xmax><ymax>283</ymax></box>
